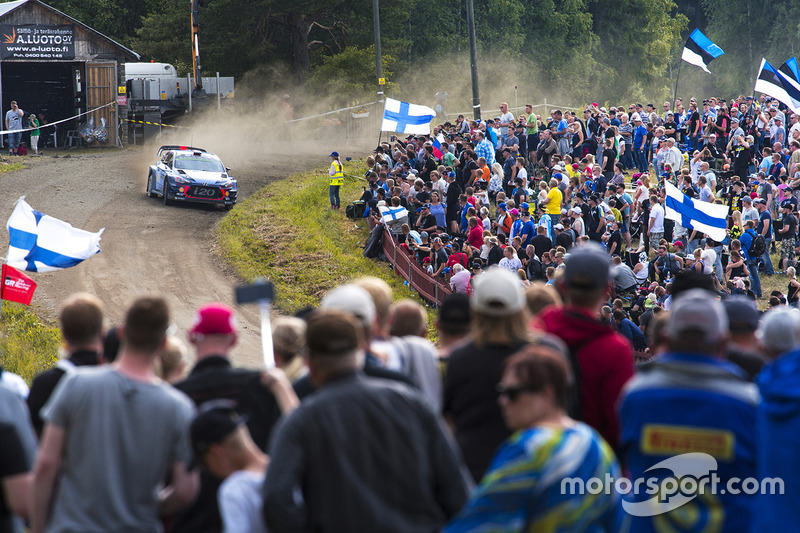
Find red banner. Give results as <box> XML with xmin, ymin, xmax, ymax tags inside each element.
<box><xmin>1</xmin><ymin>264</ymin><xmax>36</xmax><ymax>305</ymax></box>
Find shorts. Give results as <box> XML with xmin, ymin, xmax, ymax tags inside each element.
<box><xmin>649</xmin><ymin>231</ymin><xmax>663</xmax><ymax>250</ymax></box>
<box><xmin>782</xmin><ymin>238</ymin><xmax>796</xmax><ymax>261</ymax></box>
<box><xmin>620</xmin><ymin>219</ymin><xmax>628</xmax><ymax>233</ymax></box>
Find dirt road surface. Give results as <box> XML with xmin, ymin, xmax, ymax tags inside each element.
<box><xmin>0</xmin><ymin>145</ymin><xmax>327</xmax><ymax>368</ymax></box>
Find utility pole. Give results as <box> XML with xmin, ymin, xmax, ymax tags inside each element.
<box><xmin>373</xmin><ymin>0</ymin><xmax>384</xmax><ymax>101</ymax></box>
<box><xmin>466</xmin><ymin>0</ymin><xmax>480</xmax><ymax>120</ymax></box>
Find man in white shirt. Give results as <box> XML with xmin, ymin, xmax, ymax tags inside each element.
<box><xmin>663</xmin><ymin>137</ymin><xmax>683</xmax><ymax>173</ymax></box>
<box><xmin>648</xmin><ymin>194</ymin><xmax>665</xmax><ymax>252</ymax></box>
<box><xmin>742</xmin><ymin>196</ymin><xmax>759</xmax><ymax>223</ymax></box>
<box><xmin>498</xmin><ymin>246</ymin><xmax>522</xmax><ymax>273</ymax></box>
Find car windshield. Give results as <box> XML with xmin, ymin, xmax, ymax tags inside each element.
<box><xmin>174</xmin><ymin>156</ymin><xmax>225</xmax><ymax>172</ymax></box>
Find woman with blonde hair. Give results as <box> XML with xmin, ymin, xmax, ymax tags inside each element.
<box><xmin>729</xmin><ymin>210</ymin><xmax>743</xmax><ymax>240</ymax></box>
<box><xmin>788</xmin><ymin>266</ymin><xmax>800</xmax><ymax>306</ymax></box>
<box><xmin>272</xmin><ymin>316</ymin><xmax>308</xmax><ymax>383</ymax></box>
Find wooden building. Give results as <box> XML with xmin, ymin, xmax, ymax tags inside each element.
<box><xmin>0</xmin><ymin>0</ymin><xmax>139</xmax><ymax>147</ymax></box>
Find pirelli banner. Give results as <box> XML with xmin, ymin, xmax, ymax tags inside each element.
<box><xmin>0</xmin><ymin>25</ymin><xmax>75</xmax><ymax>60</ymax></box>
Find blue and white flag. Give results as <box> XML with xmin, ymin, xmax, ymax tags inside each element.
<box><xmin>755</xmin><ymin>58</ymin><xmax>800</xmax><ymax>114</ymax></box>
<box><xmin>681</xmin><ymin>29</ymin><xmax>724</xmax><ymax>73</ymax></box>
<box><xmin>6</xmin><ymin>197</ymin><xmax>103</xmax><ymax>272</ymax></box>
<box><xmin>378</xmin><ymin>204</ymin><xmax>408</xmax><ymax>224</ymax></box>
<box><xmin>664</xmin><ymin>182</ymin><xmax>729</xmax><ymax>242</ymax></box>
<box><xmin>381</xmin><ymin>98</ymin><xmax>435</xmax><ymax>135</ymax></box>
<box><xmin>779</xmin><ymin>57</ymin><xmax>800</xmax><ymax>88</ymax></box>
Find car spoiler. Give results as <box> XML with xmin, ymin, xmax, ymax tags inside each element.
<box><xmin>156</xmin><ymin>145</ymin><xmax>207</xmax><ymax>158</ymax></box>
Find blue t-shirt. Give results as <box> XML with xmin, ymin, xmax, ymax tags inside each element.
<box><xmin>520</xmin><ymin>220</ymin><xmax>535</xmax><ymax>246</ymax></box>
<box><xmin>633</xmin><ymin>125</ymin><xmax>647</xmax><ymax>150</ymax></box>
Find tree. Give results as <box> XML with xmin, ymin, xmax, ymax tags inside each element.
<box><xmin>306</xmin><ymin>45</ymin><xmax>396</xmax><ymax>107</ymax></box>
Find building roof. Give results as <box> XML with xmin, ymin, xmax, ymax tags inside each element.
<box><xmin>0</xmin><ymin>0</ymin><xmax>140</xmax><ymax>60</ymax></box>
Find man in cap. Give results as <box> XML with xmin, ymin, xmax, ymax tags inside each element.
<box><xmin>436</xmin><ymin>293</ymin><xmax>472</xmax><ymax>361</ymax></box>
<box><xmin>31</xmin><ymin>297</ymin><xmax>198</xmax><ymax>533</ymax></box>
<box><xmin>263</xmin><ymin>310</ymin><xmax>470</xmax><ymax>532</ymax></box>
<box><xmin>619</xmin><ymin>289</ymin><xmax>758</xmax><ymax>533</ymax></box>
<box><xmin>172</xmin><ymin>303</ymin><xmax>285</xmax><ymax>533</ymax></box>
<box><xmin>191</xmin><ymin>402</ymin><xmax>270</xmax><ymax>533</ymax></box>
<box><xmin>538</xmin><ymin>243</ymin><xmax>634</xmax><ymax>452</ymax></box>
<box><xmin>724</xmin><ymin>297</ymin><xmax>765</xmax><ymax>380</ymax></box>
<box><xmin>554</xmin><ymin>222</ymin><xmax>573</xmax><ymax>250</ymax></box>
<box><xmin>443</xmin><ymin>268</ymin><xmax>534</xmax><ymax>482</ymax></box>
<box><xmin>741</xmin><ymin>195</ymin><xmax>758</xmax><ymax>223</ymax></box>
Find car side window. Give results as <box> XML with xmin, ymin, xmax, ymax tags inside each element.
<box><xmin>162</xmin><ymin>153</ymin><xmax>174</xmax><ymax>167</ymax></box>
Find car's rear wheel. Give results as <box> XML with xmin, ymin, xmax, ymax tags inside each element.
<box><xmin>147</xmin><ymin>172</ymin><xmax>157</xmax><ymax>198</ymax></box>
<box><xmin>162</xmin><ymin>178</ymin><xmax>173</xmax><ymax>206</ymax></box>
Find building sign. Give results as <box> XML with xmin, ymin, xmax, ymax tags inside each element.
<box><xmin>0</xmin><ymin>25</ymin><xmax>75</xmax><ymax>60</ymax></box>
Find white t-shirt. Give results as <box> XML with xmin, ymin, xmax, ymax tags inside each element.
<box><xmin>700</xmin><ymin>249</ymin><xmax>717</xmax><ymax>275</ymax></box>
<box><xmin>649</xmin><ymin>203</ymin><xmax>665</xmax><ymax>233</ymax></box>
<box><xmin>498</xmin><ymin>256</ymin><xmax>522</xmax><ymax>273</ymax></box>
<box><xmin>218</xmin><ymin>470</ymin><xmax>268</xmax><ymax>533</ymax></box>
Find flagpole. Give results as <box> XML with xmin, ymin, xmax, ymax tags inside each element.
<box><xmin>673</xmin><ymin>58</ymin><xmax>683</xmax><ymax>110</ymax></box>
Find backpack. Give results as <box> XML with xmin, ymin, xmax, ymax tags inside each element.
<box><xmin>749</xmin><ymin>232</ymin><xmax>766</xmax><ymax>257</ymax></box>
<box><xmin>345</xmin><ymin>204</ymin><xmax>356</xmax><ymax>219</ymax></box>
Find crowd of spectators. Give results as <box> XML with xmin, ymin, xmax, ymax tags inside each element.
<box><xmin>4</xmin><ymin>95</ymin><xmax>800</xmax><ymax>533</ymax></box>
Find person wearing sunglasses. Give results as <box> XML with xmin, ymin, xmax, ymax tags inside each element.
<box><xmin>445</xmin><ymin>344</ymin><xmax>623</xmax><ymax>532</ymax></box>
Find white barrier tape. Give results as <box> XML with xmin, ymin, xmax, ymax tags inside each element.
<box><xmin>287</xmin><ymin>101</ymin><xmax>379</xmax><ymax>123</ymax></box>
<box><xmin>0</xmin><ymin>101</ymin><xmax>115</xmax><ymax>136</ymax></box>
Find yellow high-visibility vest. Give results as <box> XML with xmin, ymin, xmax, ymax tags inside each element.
<box><xmin>330</xmin><ymin>161</ymin><xmax>344</xmax><ymax>186</ymax></box>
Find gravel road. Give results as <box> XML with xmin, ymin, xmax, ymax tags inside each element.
<box><xmin>0</xmin><ymin>144</ymin><xmax>327</xmax><ymax>368</ymax></box>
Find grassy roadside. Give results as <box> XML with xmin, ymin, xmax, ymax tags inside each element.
<box><xmin>215</xmin><ymin>167</ymin><xmax>424</xmax><ymax>315</ymax></box>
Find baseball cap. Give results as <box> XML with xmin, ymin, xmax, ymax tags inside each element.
<box><xmin>190</xmin><ymin>400</ymin><xmax>246</xmax><ymax>467</ymax></box>
<box><xmin>731</xmin><ymin>117</ymin><xmax>739</xmax><ymax>123</ymax></box>
<box><xmin>576</xmin><ymin>192</ymin><xmax>586</xmax><ymax>200</ymax></box>
<box><xmin>470</xmin><ymin>269</ymin><xmax>526</xmax><ymax>317</ymax></box>
<box><xmin>190</xmin><ymin>303</ymin><xmax>236</xmax><ymax>335</ymax></box>
<box><xmin>554</xmin><ymin>223</ymin><xmax>564</xmax><ymax>230</ymax></box>
<box><xmin>724</xmin><ymin>296</ymin><xmax>760</xmax><ymax>332</ymax></box>
<box><xmin>320</xmin><ymin>284</ymin><xmax>376</xmax><ymax>326</ymax></box>
<box><xmin>509</xmin><ymin>208</ymin><xmax>520</xmax><ymax>216</ymax></box>
<box><xmin>563</xmin><ymin>242</ymin><xmax>611</xmax><ymax>290</ymax></box>
<box><xmin>667</xmin><ymin>289</ymin><xmax>728</xmax><ymax>343</ymax></box>
<box><xmin>758</xmin><ymin>307</ymin><xmax>800</xmax><ymax>354</ymax></box>
<box><xmin>644</xmin><ymin>293</ymin><xmax>657</xmax><ymax>309</ymax></box>
<box><xmin>329</xmin><ymin>151</ymin><xmax>339</xmax><ymax>157</ymax></box>
<box><xmin>498</xmin><ymin>202</ymin><xmax>508</xmax><ymax>211</ymax></box>
<box><xmin>520</xmin><ymin>202</ymin><xmax>530</xmax><ymax>211</ymax></box>
<box><xmin>742</xmin><ymin>196</ymin><xmax>752</xmax><ymax>203</ymax></box>
<box><xmin>632</xmin><ymin>113</ymin><xmax>641</xmax><ymax>122</ymax></box>
<box><xmin>439</xmin><ymin>293</ymin><xmax>471</xmax><ymax>326</ymax></box>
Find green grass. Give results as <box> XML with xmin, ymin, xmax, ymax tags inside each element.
<box><xmin>215</xmin><ymin>167</ymin><xmax>427</xmax><ymax>316</ymax></box>
<box><xmin>0</xmin><ymin>302</ymin><xmax>61</xmax><ymax>383</ymax></box>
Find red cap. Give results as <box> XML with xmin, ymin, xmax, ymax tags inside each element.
<box><xmin>190</xmin><ymin>303</ymin><xmax>236</xmax><ymax>335</ymax></box>
<box><xmin>750</xmin><ymin>192</ymin><xmax>758</xmax><ymax>199</ymax></box>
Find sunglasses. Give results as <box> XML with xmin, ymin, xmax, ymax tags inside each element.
<box><xmin>497</xmin><ymin>384</ymin><xmax>537</xmax><ymax>401</ymax></box>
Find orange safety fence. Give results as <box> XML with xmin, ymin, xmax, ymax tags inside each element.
<box><xmin>382</xmin><ymin>232</ymin><xmax>453</xmax><ymax>307</ymax></box>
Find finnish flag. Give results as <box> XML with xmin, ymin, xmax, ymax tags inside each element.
<box><xmin>664</xmin><ymin>182</ymin><xmax>729</xmax><ymax>242</ymax></box>
<box><xmin>378</xmin><ymin>204</ymin><xmax>408</xmax><ymax>224</ymax></box>
<box><xmin>381</xmin><ymin>98</ymin><xmax>436</xmax><ymax>135</ymax></box>
<box><xmin>681</xmin><ymin>29</ymin><xmax>724</xmax><ymax>73</ymax></box>
<box><xmin>6</xmin><ymin>197</ymin><xmax>103</xmax><ymax>272</ymax></box>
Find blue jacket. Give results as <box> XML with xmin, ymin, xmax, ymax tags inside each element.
<box><xmin>619</xmin><ymin>353</ymin><xmax>759</xmax><ymax>533</ymax></box>
<box><xmin>618</xmin><ymin>318</ymin><xmax>647</xmax><ymax>351</ymax></box>
<box><xmin>740</xmin><ymin>228</ymin><xmax>756</xmax><ymax>260</ymax></box>
<box><xmin>755</xmin><ymin>349</ymin><xmax>800</xmax><ymax>530</ymax></box>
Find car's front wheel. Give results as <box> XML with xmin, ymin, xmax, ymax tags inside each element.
<box><xmin>147</xmin><ymin>172</ymin><xmax>157</xmax><ymax>198</ymax></box>
<box><xmin>162</xmin><ymin>177</ymin><xmax>173</xmax><ymax>206</ymax></box>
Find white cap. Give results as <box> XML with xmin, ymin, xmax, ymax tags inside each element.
<box><xmin>632</xmin><ymin>112</ymin><xmax>642</xmax><ymax>122</ymax></box>
<box><xmin>757</xmin><ymin>307</ymin><xmax>800</xmax><ymax>355</ymax></box>
<box><xmin>320</xmin><ymin>284</ymin><xmax>376</xmax><ymax>326</ymax></box>
<box><xmin>667</xmin><ymin>289</ymin><xmax>727</xmax><ymax>343</ymax></box>
<box><xmin>470</xmin><ymin>268</ymin><xmax>525</xmax><ymax>317</ymax></box>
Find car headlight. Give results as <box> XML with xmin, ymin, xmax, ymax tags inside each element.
<box><xmin>172</xmin><ymin>174</ymin><xmax>191</xmax><ymax>184</ymax></box>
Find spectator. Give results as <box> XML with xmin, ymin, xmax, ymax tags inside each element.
<box><xmin>538</xmin><ymin>243</ymin><xmax>634</xmax><ymax>452</ymax></box>
<box><xmin>263</xmin><ymin>310</ymin><xmax>470</xmax><ymax>532</ymax></box>
<box><xmin>155</xmin><ymin>336</ymin><xmax>189</xmax><ymax>383</ymax></box>
<box><xmin>27</xmin><ymin>293</ymin><xmax>105</xmax><ymax>438</ymax></box>
<box><xmin>445</xmin><ymin>345</ymin><xmax>622</xmax><ymax>532</ymax></box>
<box><xmin>449</xmin><ymin>263</ymin><xmax>471</xmax><ymax>294</ymax></box>
<box><xmin>754</xmin><ymin>307</ymin><xmax>800</xmax><ymax>530</ymax></box>
<box><xmin>173</xmin><ymin>303</ymin><xmax>284</xmax><ymax>533</ymax></box>
<box><xmin>498</xmin><ymin>245</ymin><xmax>523</xmax><ymax>273</ymax></box>
<box><xmin>388</xmin><ymin>299</ymin><xmax>428</xmax><ymax>337</ymax></box>
<box><xmin>723</xmin><ymin>297</ymin><xmax>765</xmax><ymax>380</ymax></box>
<box><xmin>444</xmin><ymin>268</ymin><xmax>534</xmax><ymax>481</ymax></box>
<box><xmin>271</xmin><ymin>316</ymin><xmax>308</xmax><ymax>383</ymax></box>
<box><xmin>191</xmin><ymin>401</ymin><xmax>274</xmax><ymax>533</ymax></box>
<box><xmin>436</xmin><ymin>293</ymin><xmax>472</xmax><ymax>361</ymax></box>
<box><xmin>31</xmin><ymin>297</ymin><xmax>198</xmax><ymax>533</ymax></box>
<box><xmin>619</xmin><ymin>289</ymin><xmax>758</xmax><ymax>532</ymax></box>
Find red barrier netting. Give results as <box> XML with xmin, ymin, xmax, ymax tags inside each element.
<box><xmin>382</xmin><ymin>232</ymin><xmax>452</xmax><ymax>307</ymax></box>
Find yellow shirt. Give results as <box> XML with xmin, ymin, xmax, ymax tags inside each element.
<box><xmin>546</xmin><ymin>187</ymin><xmax>563</xmax><ymax>215</ymax></box>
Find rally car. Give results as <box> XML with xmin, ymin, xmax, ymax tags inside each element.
<box><xmin>146</xmin><ymin>146</ymin><xmax>237</xmax><ymax>209</ymax></box>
